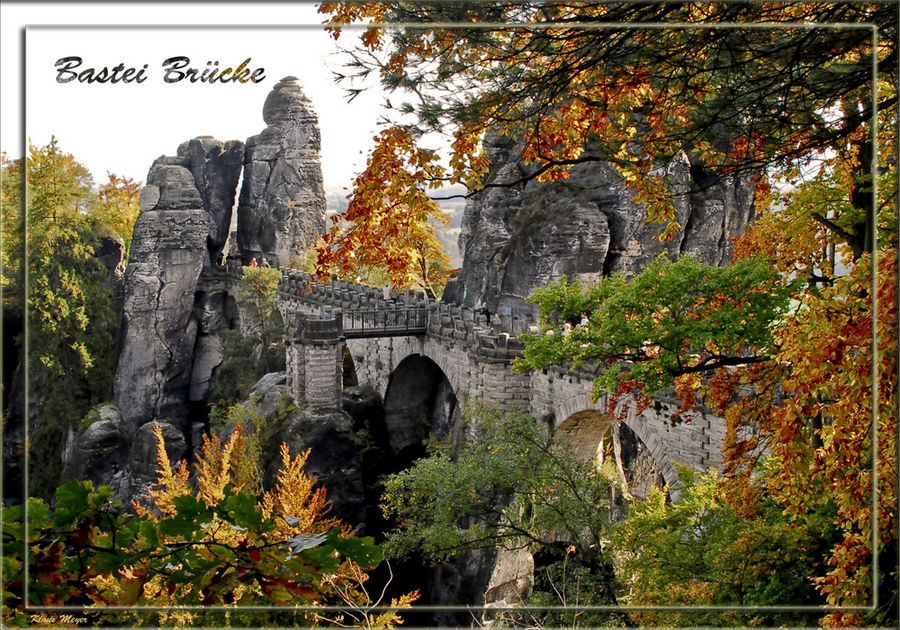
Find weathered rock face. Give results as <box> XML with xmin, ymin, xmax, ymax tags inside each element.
<box><xmin>61</xmin><ymin>404</ymin><xmax>129</xmax><ymax>487</ymax></box>
<box><xmin>217</xmin><ymin>373</ymin><xmax>367</xmax><ymax>529</ymax></box>
<box><xmin>113</xmin><ymin>162</ymin><xmax>208</xmax><ymax>430</ymax></box>
<box><xmin>114</xmin><ymin>139</ymin><xmax>242</xmax><ymax>431</ymax></box>
<box><xmin>237</xmin><ymin>77</ymin><xmax>326</xmax><ymax>267</ymax></box>
<box><xmin>443</xmin><ymin>133</ymin><xmax>755</xmax><ymax>314</ymax></box>
<box><xmin>177</xmin><ymin>137</ymin><xmax>244</xmax><ymax>262</ymax></box>
<box><xmin>58</xmin><ymin>405</ymin><xmax>189</xmax><ymax>510</ymax></box>
<box><xmin>189</xmin><ymin>291</ymin><xmax>238</xmax><ymax>404</ymax></box>
<box><xmin>279</xmin><ymin>405</ymin><xmax>366</xmax><ymax>528</ymax></box>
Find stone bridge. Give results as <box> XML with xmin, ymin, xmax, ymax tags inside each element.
<box><xmin>266</xmin><ymin>268</ymin><xmax>726</xmax><ymax>498</ymax></box>
<box><xmin>198</xmin><ymin>263</ymin><xmax>725</xmax><ymax>496</ymax></box>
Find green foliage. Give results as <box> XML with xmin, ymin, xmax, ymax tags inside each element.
<box><xmin>1</xmin><ymin>480</ymin><xmax>386</xmax><ymax>626</ymax></box>
<box><xmin>613</xmin><ymin>463</ymin><xmax>839</xmax><ymax>626</ymax></box>
<box><xmin>240</xmin><ymin>266</ymin><xmax>282</xmax><ymax>324</ymax></box>
<box><xmin>514</xmin><ymin>255</ymin><xmax>799</xmax><ymax>401</ymax></box>
<box><xmin>380</xmin><ymin>405</ymin><xmax>628</xmax><ymax>625</ymax></box>
<box><xmin>381</xmin><ymin>406</ymin><xmax>614</xmax><ymax>563</ymax></box>
<box><xmin>214</xmin><ymin>267</ymin><xmax>285</xmax><ymax>404</ymax></box>
<box><xmin>0</xmin><ymin>153</ymin><xmax>25</xmax><ymax>305</ymax></box>
<box><xmin>2</xmin><ymin>140</ymin><xmax>120</xmax><ymax>498</ymax></box>
<box><xmin>522</xmin><ymin>544</ymin><xmax>625</xmax><ymax>628</ymax></box>
<box><xmin>215</xmin><ymin>330</ymin><xmax>265</xmax><ymax>403</ymax></box>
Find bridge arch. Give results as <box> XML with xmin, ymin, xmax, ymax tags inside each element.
<box><xmin>553</xmin><ymin>409</ymin><xmax>671</xmax><ymax>500</ymax></box>
<box><xmin>382</xmin><ymin>353</ymin><xmax>461</xmax><ymax>466</ymax></box>
<box><xmin>540</xmin><ymin>371</ymin><xmax>680</xmax><ymax>497</ymax></box>
<box><xmin>276</xmin><ymin>271</ymin><xmax>722</xmax><ymax>497</ymax></box>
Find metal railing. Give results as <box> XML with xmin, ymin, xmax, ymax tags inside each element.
<box><xmin>340</xmin><ymin>307</ymin><xmax>428</xmax><ymax>338</ymax></box>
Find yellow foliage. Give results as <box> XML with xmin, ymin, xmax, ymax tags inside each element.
<box><xmin>194</xmin><ymin>424</ymin><xmax>260</xmax><ymax>503</ymax></box>
<box><xmin>134</xmin><ymin>422</ymin><xmax>190</xmax><ymax>518</ymax></box>
<box><xmin>261</xmin><ymin>443</ymin><xmax>342</xmax><ymax>537</ymax></box>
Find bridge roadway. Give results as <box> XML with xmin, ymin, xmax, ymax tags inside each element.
<box><xmin>200</xmin><ymin>264</ymin><xmax>728</xmax><ymax>499</ymax></box>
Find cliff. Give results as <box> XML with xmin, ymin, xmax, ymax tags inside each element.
<box><xmin>442</xmin><ymin>132</ymin><xmax>755</xmax><ymax>315</ymax></box>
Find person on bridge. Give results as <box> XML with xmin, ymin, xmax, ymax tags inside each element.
<box><xmin>261</xmin><ymin>257</ymin><xmax>271</xmax><ymax>268</ymax></box>
<box><xmin>478</xmin><ymin>302</ymin><xmax>491</xmax><ymax>325</ymax></box>
<box><xmin>383</xmin><ymin>282</ymin><xmax>392</xmax><ymax>301</ymax></box>
<box><xmin>249</xmin><ymin>257</ymin><xmax>259</xmax><ymax>268</ymax></box>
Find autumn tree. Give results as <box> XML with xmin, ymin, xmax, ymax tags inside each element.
<box><xmin>512</xmin><ymin>228</ymin><xmax>896</xmax><ymax>626</ymax></box>
<box><xmin>1</xmin><ymin>140</ymin><xmax>119</xmax><ymax>499</ymax></box>
<box><xmin>315</xmin><ymin>126</ymin><xmax>453</xmax><ymax>296</ymax></box>
<box><xmin>318</xmin><ymin>3</ymin><xmax>898</xmax><ymax>625</ymax></box>
<box><xmin>1</xmin><ymin>421</ymin><xmax>416</xmax><ymax>627</ymax></box>
<box><xmin>318</xmin><ymin>1</ymin><xmax>895</xmax><ymax>239</ymax></box>
<box><xmin>94</xmin><ymin>172</ymin><xmax>141</xmax><ymax>258</ymax></box>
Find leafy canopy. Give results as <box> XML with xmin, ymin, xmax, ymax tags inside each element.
<box><xmin>319</xmin><ymin>2</ymin><xmax>895</xmax><ymax>244</ymax></box>
<box><xmin>1</xmin><ymin>140</ymin><xmax>140</xmax><ymax>498</ymax></box>
<box><xmin>382</xmin><ymin>407</ymin><xmax>615</xmax><ymax>562</ymax></box>
<box><xmin>1</xmin><ymin>420</ymin><xmax>415</xmax><ymax>628</ymax></box>
<box><xmin>512</xmin><ymin>254</ymin><xmax>800</xmax><ymax>409</ymax></box>
<box><xmin>614</xmin><ymin>463</ymin><xmax>839</xmax><ymax>627</ymax></box>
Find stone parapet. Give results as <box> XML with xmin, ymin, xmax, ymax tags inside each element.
<box><xmin>275</xmin><ymin>267</ymin><xmax>726</xmax><ymax>491</ymax></box>
<box><xmin>276</xmin><ymin>270</ymin><xmax>531</xmax><ymax>354</ymax></box>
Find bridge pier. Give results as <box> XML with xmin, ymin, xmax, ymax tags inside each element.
<box><xmin>284</xmin><ymin>311</ymin><xmax>345</xmax><ymax>408</ymax></box>
<box><xmin>276</xmin><ymin>271</ymin><xmax>726</xmax><ymax>492</ymax></box>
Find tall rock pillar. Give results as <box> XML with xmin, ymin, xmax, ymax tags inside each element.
<box><xmin>237</xmin><ymin>76</ymin><xmax>327</xmax><ymax>267</ymax></box>
<box><xmin>177</xmin><ymin>137</ymin><xmax>244</xmax><ymax>263</ymax></box>
<box><xmin>113</xmin><ymin>138</ymin><xmax>242</xmax><ymax>431</ymax></box>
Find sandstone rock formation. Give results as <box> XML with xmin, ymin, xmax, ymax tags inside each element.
<box><xmin>189</xmin><ymin>291</ymin><xmax>238</xmax><ymax>404</ymax></box>
<box><xmin>237</xmin><ymin>76</ymin><xmax>327</xmax><ymax>266</ymax></box>
<box><xmin>113</xmin><ymin>139</ymin><xmax>241</xmax><ymax>431</ymax></box>
<box><xmin>60</xmin><ymin>404</ymin><xmax>129</xmax><ymax>490</ymax></box>
<box><xmin>279</xmin><ymin>405</ymin><xmax>366</xmax><ymax>528</ymax></box>
<box><xmin>177</xmin><ymin>137</ymin><xmax>245</xmax><ymax>262</ymax></box>
<box><xmin>216</xmin><ymin>372</ymin><xmax>367</xmax><ymax>529</ymax></box>
<box><xmin>443</xmin><ymin>133</ymin><xmax>755</xmax><ymax>314</ymax></box>
<box><xmin>59</xmin><ymin>406</ymin><xmax>188</xmax><ymax>509</ymax></box>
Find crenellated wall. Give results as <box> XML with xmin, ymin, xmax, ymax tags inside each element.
<box><xmin>271</xmin><ymin>268</ymin><xmax>726</xmax><ymax>495</ymax></box>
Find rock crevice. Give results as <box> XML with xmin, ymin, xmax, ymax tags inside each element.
<box><xmin>443</xmin><ymin>133</ymin><xmax>755</xmax><ymax>315</ymax></box>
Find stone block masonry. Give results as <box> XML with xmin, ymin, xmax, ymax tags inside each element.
<box><xmin>284</xmin><ymin>311</ymin><xmax>345</xmax><ymax>408</ymax></box>
<box><xmin>274</xmin><ymin>268</ymin><xmax>727</xmax><ymax>491</ymax></box>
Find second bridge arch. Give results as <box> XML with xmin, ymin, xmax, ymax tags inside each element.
<box><xmin>382</xmin><ymin>354</ymin><xmax>461</xmax><ymax>465</ymax></box>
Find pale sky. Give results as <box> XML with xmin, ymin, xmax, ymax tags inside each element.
<box><xmin>1</xmin><ymin>2</ymin><xmax>389</xmax><ymax>191</ymax></box>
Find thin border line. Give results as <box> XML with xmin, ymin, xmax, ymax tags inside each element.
<box><xmin>16</xmin><ymin>15</ymin><xmax>885</xmax><ymax>622</ymax></box>
<box><xmin>868</xmin><ymin>19</ymin><xmax>880</xmax><ymax>620</ymax></box>
<box><xmin>25</xmin><ymin>21</ymin><xmax>877</xmax><ymax>30</ymax></box>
